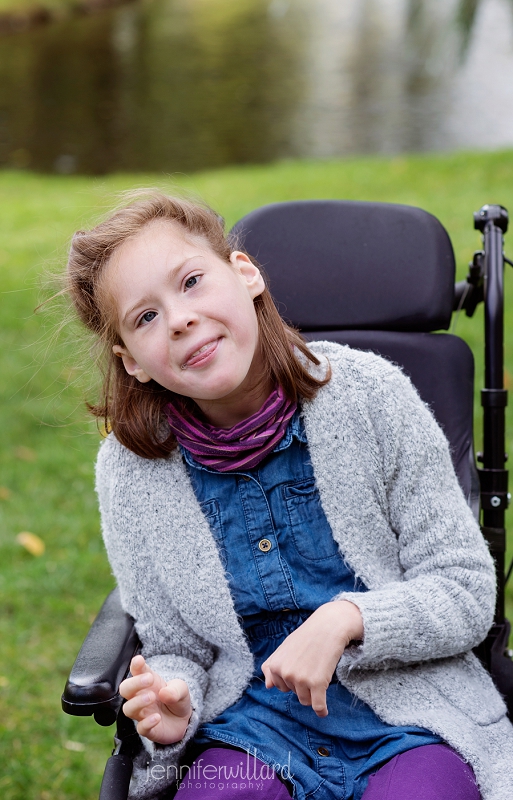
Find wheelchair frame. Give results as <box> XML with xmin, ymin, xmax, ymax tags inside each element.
<box><xmin>454</xmin><ymin>204</ymin><xmax>513</xmax><ymax>707</ymax></box>
<box><xmin>62</xmin><ymin>203</ymin><xmax>513</xmax><ymax>800</ymax></box>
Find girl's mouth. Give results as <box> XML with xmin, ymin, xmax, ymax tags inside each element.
<box><xmin>181</xmin><ymin>338</ymin><xmax>221</xmax><ymax>369</ymax></box>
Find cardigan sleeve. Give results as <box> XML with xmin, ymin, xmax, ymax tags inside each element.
<box><xmin>95</xmin><ymin>436</ymin><xmax>214</xmax><ymax>799</ymax></box>
<box><xmin>334</xmin><ymin>362</ymin><xmax>496</xmax><ymax>671</ymax></box>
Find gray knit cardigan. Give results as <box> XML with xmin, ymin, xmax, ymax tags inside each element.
<box><xmin>96</xmin><ymin>342</ymin><xmax>513</xmax><ymax>800</ymax></box>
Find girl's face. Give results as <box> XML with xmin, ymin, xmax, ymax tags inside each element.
<box><xmin>104</xmin><ymin>219</ymin><xmax>269</xmax><ymax>427</ymax></box>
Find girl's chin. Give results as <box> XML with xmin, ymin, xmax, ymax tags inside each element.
<box><xmin>190</xmin><ymin>387</ymin><xmax>245</xmax><ymax>404</ymax></box>
<box><xmin>195</xmin><ymin>381</ymin><xmax>262</xmax><ymax>409</ymax></box>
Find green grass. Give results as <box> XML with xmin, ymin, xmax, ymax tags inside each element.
<box><xmin>1</xmin><ymin>151</ymin><xmax>513</xmax><ymax>799</ymax></box>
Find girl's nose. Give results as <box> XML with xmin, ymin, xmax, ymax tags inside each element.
<box><xmin>169</xmin><ymin>308</ymin><xmax>198</xmax><ymax>338</ymax></box>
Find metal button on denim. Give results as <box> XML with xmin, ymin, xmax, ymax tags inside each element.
<box><xmin>317</xmin><ymin>747</ymin><xmax>330</xmax><ymax>757</ymax></box>
<box><xmin>259</xmin><ymin>538</ymin><xmax>272</xmax><ymax>552</ymax></box>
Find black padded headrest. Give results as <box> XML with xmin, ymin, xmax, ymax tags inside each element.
<box><xmin>231</xmin><ymin>200</ymin><xmax>455</xmax><ymax>332</ymax></box>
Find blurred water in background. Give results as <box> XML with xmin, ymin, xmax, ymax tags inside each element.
<box><xmin>0</xmin><ymin>0</ymin><xmax>512</xmax><ymax>174</ymax></box>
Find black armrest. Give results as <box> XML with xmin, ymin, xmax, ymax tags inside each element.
<box><xmin>62</xmin><ymin>587</ymin><xmax>141</xmax><ymax>726</ymax></box>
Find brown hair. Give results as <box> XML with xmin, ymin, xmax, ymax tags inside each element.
<box><xmin>66</xmin><ymin>190</ymin><xmax>330</xmax><ymax>458</ymax></box>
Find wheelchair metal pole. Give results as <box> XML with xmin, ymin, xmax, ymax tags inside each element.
<box><xmin>99</xmin><ymin>705</ymin><xmax>141</xmax><ymax>800</ymax></box>
<box><xmin>471</xmin><ymin>205</ymin><xmax>513</xmax><ymax>719</ymax></box>
<box><xmin>474</xmin><ymin>204</ymin><xmax>509</xmax><ymax>625</ymax></box>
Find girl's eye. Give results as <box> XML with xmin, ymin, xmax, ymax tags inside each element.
<box><xmin>184</xmin><ymin>275</ymin><xmax>200</xmax><ymax>290</ymax></box>
<box><xmin>139</xmin><ymin>311</ymin><xmax>157</xmax><ymax>325</ymax></box>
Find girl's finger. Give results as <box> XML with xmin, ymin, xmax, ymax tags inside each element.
<box><xmin>159</xmin><ymin>680</ymin><xmax>191</xmax><ymax>717</ymax></box>
<box><xmin>310</xmin><ymin>686</ymin><xmax>328</xmax><ymax>717</ymax></box>
<box><xmin>119</xmin><ymin>675</ymin><xmax>140</xmax><ymax>700</ymax></box>
<box><xmin>122</xmin><ymin>692</ymin><xmax>156</xmax><ymax>721</ymax></box>
<box><xmin>295</xmin><ymin>686</ymin><xmax>313</xmax><ymax>707</ymax></box>
<box><xmin>262</xmin><ymin>665</ymin><xmax>280</xmax><ymax>690</ymax></box>
<box><xmin>162</xmin><ymin>679</ymin><xmax>189</xmax><ymax>703</ymax></box>
<box><xmin>261</xmin><ymin>665</ymin><xmax>274</xmax><ymax>689</ymax></box>
<box><xmin>267</xmin><ymin>671</ymin><xmax>293</xmax><ymax>694</ymax></box>
<box><xmin>119</xmin><ymin>671</ymin><xmax>153</xmax><ymax>700</ymax></box>
<box><xmin>137</xmin><ymin>713</ymin><xmax>161</xmax><ymax>738</ymax></box>
<box><xmin>130</xmin><ymin>654</ymin><xmax>149</xmax><ymax>675</ymax></box>
<box><xmin>262</xmin><ymin>663</ymin><xmax>287</xmax><ymax>690</ymax></box>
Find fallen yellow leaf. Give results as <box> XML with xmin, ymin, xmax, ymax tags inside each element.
<box><xmin>64</xmin><ymin>740</ymin><xmax>85</xmax><ymax>752</ymax></box>
<box><xmin>16</xmin><ymin>532</ymin><xmax>45</xmax><ymax>556</ymax></box>
<box><xmin>0</xmin><ymin>487</ymin><xmax>12</xmax><ymax>500</ymax></box>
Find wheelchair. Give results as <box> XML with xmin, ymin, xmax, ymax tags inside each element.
<box><xmin>61</xmin><ymin>199</ymin><xmax>513</xmax><ymax>800</ymax></box>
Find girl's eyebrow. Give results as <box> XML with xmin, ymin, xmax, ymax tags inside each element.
<box><xmin>165</xmin><ymin>254</ymin><xmax>204</xmax><ymax>283</ymax></box>
<box><xmin>120</xmin><ymin>256</ymin><xmax>200</xmax><ymax>326</ymax></box>
<box><xmin>122</xmin><ymin>294</ymin><xmax>154</xmax><ymax>326</ymax></box>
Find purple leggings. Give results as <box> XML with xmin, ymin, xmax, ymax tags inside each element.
<box><xmin>175</xmin><ymin>744</ymin><xmax>481</xmax><ymax>800</ymax></box>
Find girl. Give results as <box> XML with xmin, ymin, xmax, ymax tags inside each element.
<box><xmin>66</xmin><ymin>191</ymin><xmax>513</xmax><ymax>800</ymax></box>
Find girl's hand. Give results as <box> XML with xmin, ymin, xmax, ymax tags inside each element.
<box><xmin>261</xmin><ymin>600</ymin><xmax>363</xmax><ymax>717</ymax></box>
<box><xmin>119</xmin><ymin>654</ymin><xmax>192</xmax><ymax>744</ymax></box>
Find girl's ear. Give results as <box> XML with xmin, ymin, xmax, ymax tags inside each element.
<box><xmin>229</xmin><ymin>251</ymin><xmax>265</xmax><ymax>299</ymax></box>
<box><xmin>112</xmin><ymin>345</ymin><xmax>152</xmax><ymax>383</ymax></box>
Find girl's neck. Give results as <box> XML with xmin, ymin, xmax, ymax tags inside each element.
<box><xmin>194</xmin><ymin>376</ymin><xmax>274</xmax><ymax>428</ymax></box>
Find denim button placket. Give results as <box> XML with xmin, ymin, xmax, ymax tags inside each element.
<box><xmin>183</xmin><ymin>413</ymin><xmax>441</xmax><ymax>800</ymax></box>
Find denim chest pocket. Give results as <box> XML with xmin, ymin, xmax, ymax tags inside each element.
<box><xmin>283</xmin><ymin>479</ymin><xmax>341</xmax><ymax>561</ymax></box>
<box><xmin>200</xmin><ymin>498</ymin><xmax>227</xmax><ymax>568</ymax></box>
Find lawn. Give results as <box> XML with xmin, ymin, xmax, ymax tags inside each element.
<box><xmin>1</xmin><ymin>151</ymin><xmax>513</xmax><ymax>799</ymax></box>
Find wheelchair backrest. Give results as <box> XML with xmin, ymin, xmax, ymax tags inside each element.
<box><xmin>231</xmin><ymin>200</ymin><xmax>479</xmax><ymax>515</ymax></box>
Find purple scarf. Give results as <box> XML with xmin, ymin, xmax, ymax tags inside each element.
<box><xmin>165</xmin><ymin>386</ymin><xmax>297</xmax><ymax>472</ymax></box>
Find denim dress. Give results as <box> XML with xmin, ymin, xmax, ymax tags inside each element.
<box><xmin>182</xmin><ymin>412</ymin><xmax>441</xmax><ymax>800</ymax></box>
